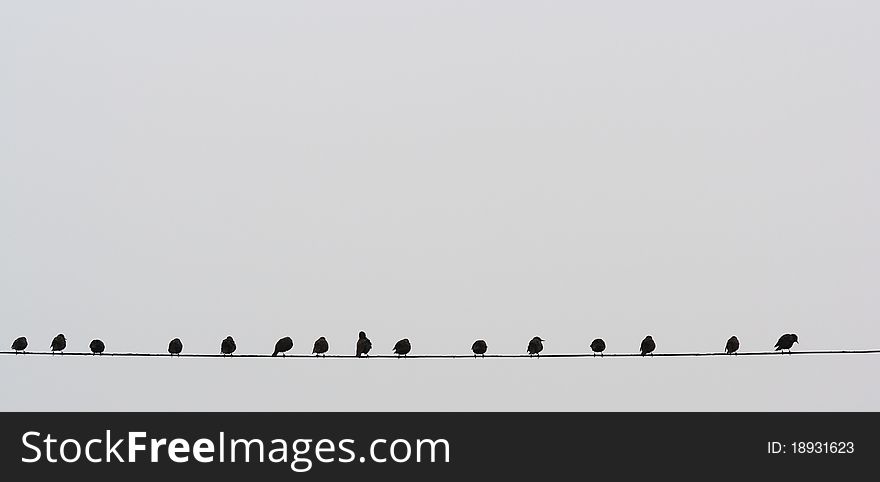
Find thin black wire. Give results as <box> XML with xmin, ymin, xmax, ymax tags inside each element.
<box><xmin>1</xmin><ymin>349</ymin><xmax>879</xmax><ymax>358</ymax></box>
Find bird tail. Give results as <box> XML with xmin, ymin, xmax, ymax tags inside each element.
<box><xmin>272</xmin><ymin>351</ymin><xmax>278</xmax><ymax>357</ymax></box>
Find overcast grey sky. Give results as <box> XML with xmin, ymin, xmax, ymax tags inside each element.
<box><xmin>1</xmin><ymin>1</ymin><xmax>878</xmax><ymax>411</ymax></box>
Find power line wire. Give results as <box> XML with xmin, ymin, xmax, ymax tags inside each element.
<box><xmin>1</xmin><ymin>349</ymin><xmax>879</xmax><ymax>358</ymax></box>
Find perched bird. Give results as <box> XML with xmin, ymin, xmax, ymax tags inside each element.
<box><xmin>590</xmin><ymin>338</ymin><xmax>606</xmax><ymax>357</ymax></box>
<box><xmin>50</xmin><ymin>334</ymin><xmax>66</xmax><ymax>354</ymax></box>
<box><xmin>11</xmin><ymin>336</ymin><xmax>27</xmax><ymax>354</ymax></box>
<box><xmin>393</xmin><ymin>338</ymin><xmax>411</xmax><ymax>358</ymax></box>
<box><xmin>220</xmin><ymin>336</ymin><xmax>236</xmax><ymax>356</ymax></box>
<box><xmin>471</xmin><ymin>339</ymin><xmax>488</xmax><ymax>357</ymax></box>
<box><xmin>527</xmin><ymin>336</ymin><xmax>545</xmax><ymax>357</ymax></box>
<box><xmin>774</xmin><ymin>333</ymin><xmax>798</xmax><ymax>354</ymax></box>
<box><xmin>640</xmin><ymin>336</ymin><xmax>655</xmax><ymax>357</ymax></box>
<box><xmin>89</xmin><ymin>339</ymin><xmax>105</xmax><ymax>355</ymax></box>
<box><xmin>356</xmin><ymin>331</ymin><xmax>372</xmax><ymax>357</ymax></box>
<box><xmin>725</xmin><ymin>336</ymin><xmax>740</xmax><ymax>355</ymax></box>
<box><xmin>273</xmin><ymin>336</ymin><xmax>293</xmax><ymax>357</ymax></box>
<box><xmin>168</xmin><ymin>338</ymin><xmax>183</xmax><ymax>356</ymax></box>
<box><xmin>312</xmin><ymin>337</ymin><xmax>329</xmax><ymax>357</ymax></box>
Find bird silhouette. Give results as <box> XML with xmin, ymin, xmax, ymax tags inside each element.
<box><xmin>725</xmin><ymin>336</ymin><xmax>740</xmax><ymax>355</ymax></box>
<box><xmin>471</xmin><ymin>339</ymin><xmax>487</xmax><ymax>357</ymax></box>
<box><xmin>640</xmin><ymin>336</ymin><xmax>655</xmax><ymax>357</ymax></box>
<box><xmin>527</xmin><ymin>337</ymin><xmax>545</xmax><ymax>357</ymax></box>
<box><xmin>89</xmin><ymin>339</ymin><xmax>105</xmax><ymax>355</ymax></box>
<box><xmin>220</xmin><ymin>336</ymin><xmax>236</xmax><ymax>356</ymax></box>
<box><xmin>273</xmin><ymin>336</ymin><xmax>293</xmax><ymax>357</ymax></box>
<box><xmin>774</xmin><ymin>333</ymin><xmax>798</xmax><ymax>354</ymax></box>
<box><xmin>356</xmin><ymin>331</ymin><xmax>372</xmax><ymax>357</ymax></box>
<box><xmin>168</xmin><ymin>338</ymin><xmax>183</xmax><ymax>356</ymax></box>
<box><xmin>590</xmin><ymin>338</ymin><xmax>606</xmax><ymax>357</ymax></box>
<box><xmin>393</xmin><ymin>338</ymin><xmax>411</xmax><ymax>358</ymax></box>
<box><xmin>312</xmin><ymin>337</ymin><xmax>329</xmax><ymax>357</ymax></box>
<box><xmin>50</xmin><ymin>334</ymin><xmax>66</xmax><ymax>354</ymax></box>
<box><xmin>11</xmin><ymin>336</ymin><xmax>27</xmax><ymax>354</ymax></box>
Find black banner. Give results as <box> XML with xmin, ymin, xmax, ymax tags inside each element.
<box><xmin>1</xmin><ymin>413</ymin><xmax>872</xmax><ymax>478</ymax></box>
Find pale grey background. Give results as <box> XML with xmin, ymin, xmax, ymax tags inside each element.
<box><xmin>1</xmin><ymin>1</ymin><xmax>877</xmax><ymax>411</ymax></box>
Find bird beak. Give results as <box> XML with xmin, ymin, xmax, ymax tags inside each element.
<box><xmin>795</xmin><ymin>340</ymin><xmax>799</xmax><ymax>343</ymax></box>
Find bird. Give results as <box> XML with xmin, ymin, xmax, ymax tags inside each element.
<box><xmin>774</xmin><ymin>333</ymin><xmax>798</xmax><ymax>354</ymax></box>
<box><xmin>356</xmin><ymin>331</ymin><xmax>372</xmax><ymax>357</ymax></box>
<box><xmin>89</xmin><ymin>339</ymin><xmax>105</xmax><ymax>355</ymax></box>
<box><xmin>273</xmin><ymin>336</ymin><xmax>293</xmax><ymax>357</ymax></box>
<box><xmin>50</xmin><ymin>334</ymin><xmax>66</xmax><ymax>354</ymax></box>
<box><xmin>168</xmin><ymin>338</ymin><xmax>183</xmax><ymax>356</ymax></box>
<box><xmin>471</xmin><ymin>339</ymin><xmax>487</xmax><ymax>357</ymax></box>
<box><xmin>220</xmin><ymin>336</ymin><xmax>236</xmax><ymax>356</ymax></box>
<box><xmin>11</xmin><ymin>336</ymin><xmax>27</xmax><ymax>354</ymax></box>
<box><xmin>725</xmin><ymin>336</ymin><xmax>740</xmax><ymax>355</ymax></box>
<box><xmin>527</xmin><ymin>336</ymin><xmax>545</xmax><ymax>357</ymax></box>
<box><xmin>640</xmin><ymin>335</ymin><xmax>655</xmax><ymax>357</ymax></box>
<box><xmin>312</xmin><ymin>337</ymin><xmax>329</xmax><ymax>357</ymax></box>
<box><xmin>590</xmin><ymin>338</ymin><xmax>606</xmax><ymax>357</ymax></box>
<box><xmin>393</xmin><ymin>338</ymin><xmax>411</xmax><ymax>358</ymax></box>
